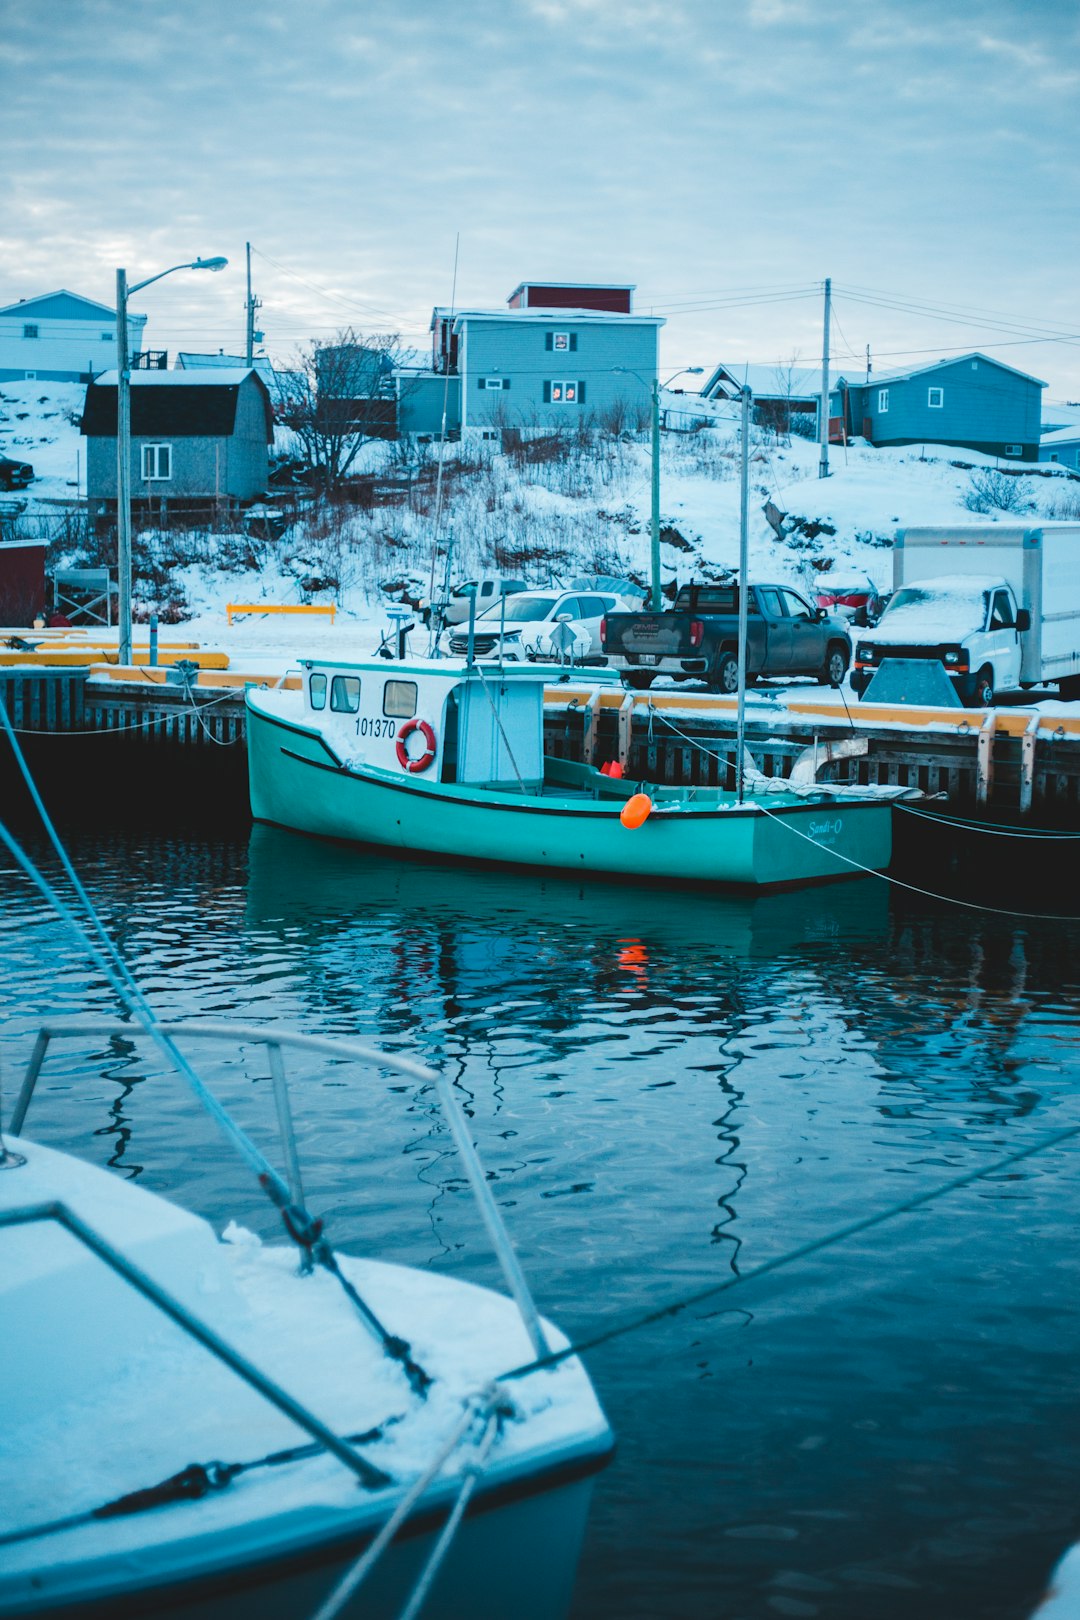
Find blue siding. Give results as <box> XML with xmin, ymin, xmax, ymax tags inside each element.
<box><xmin>397</xmin><ymin>373</ymin><xmax>461</xmax><ymax>437</ymax></box>
<box><xmin>859</xmin><ymin>358</ymin><xmax>1043</xmax><ymax>458</ymax></box>
<box><xmin>1040</xmin><ymin>433</ymin><xmax>1080</xmax><ymax>470</ymax></box>
<box><xmin>458</xmin><ymin>317</ymin><xmax>659</xmax><ymax>431</ymax></box>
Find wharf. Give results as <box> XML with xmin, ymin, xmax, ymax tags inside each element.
<box><xmin>3</xmin><ymin>658</ymin><xmax>1080</xmax><ymax>821</ymax></box>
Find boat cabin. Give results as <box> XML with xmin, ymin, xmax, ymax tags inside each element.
<box><xmin>299</xmin><ymin>655</ymin><xmax>559</xmax><ymax>789</ymax></box>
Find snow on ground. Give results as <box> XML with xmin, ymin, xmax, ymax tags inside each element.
<box><xmin>8</xmin><ymin>380</ymin><xmax>1080</xmax><ymax>704</ymax></box>
<box><xmin>0</xmin><ymin>379</ymin><xmax>86</xmax><ymax>498</ymax></box>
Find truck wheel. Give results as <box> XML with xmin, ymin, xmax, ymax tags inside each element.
<box><xmin>625</xmin><ymin>671</ymin><xmax>655</xmax><ymax>691</ymax></box>
<box><xmin>966</xmin><ymin>667</ymin><xmax>995</xmax><ymax>708</ymax></box>
<box><xmin>818</xmin><ymin>644</ymin><xmax>849</xmax><ymax>687</ymax></box>
<box><xmin>712</xmin><ymin>653</ymin><xmax>740</xmax><ymax>695</ymax></box>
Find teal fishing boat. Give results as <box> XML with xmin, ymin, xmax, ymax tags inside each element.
<box><xmin>246</xmin><ymin>656</ymin><xmax>895</xmax><ymax>889</ymax></box>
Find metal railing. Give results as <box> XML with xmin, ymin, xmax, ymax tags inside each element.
<box><xmin>10</xmin><ymin>1019</ymin><xmax>552</xmax><ymax>1360</ymax></box>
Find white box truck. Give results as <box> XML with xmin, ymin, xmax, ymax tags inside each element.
<box><xmin>850</xmin><ymin>523</ymin><xmax>1080</xmax><ymax>705</ymax></box>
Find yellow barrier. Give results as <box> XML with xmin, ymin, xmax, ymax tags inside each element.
<box><xmin>226</xmin><ymin>603</ymin><xmax>336</xmax><ymax>626</ymax></box>
<box><xmin>90</xmin><ymin>665</ymin><xmax>302</xmax><ymax>690</ymax></box>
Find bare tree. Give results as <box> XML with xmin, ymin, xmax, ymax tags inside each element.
<box><xmin>277</xmin><ymin>326</ymin><xmax>401</xmax><ymax>490</ymax></box>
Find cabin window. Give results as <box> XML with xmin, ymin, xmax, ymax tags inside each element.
<box><xmin>309</xmin><ymin>672</ymin><xmax>327</xmax><ymax>710</ymax></box>
<box><xmin>23</xmin><ymin>323</ymin><xmax>38</xmax><ymax>339</ymax></box>
<box><xmin>758</xmin><ymin>587</ymin><xmax>783</xmax><ymax>617</ymax></box>
<box><xmin>142</xmin><ymin>443</ymin><xmax>172</xmax><ymax>480</ymax></box>
<box><xmin>330</xmin><ymin>675</ymin><xmax>361</xmax><ymax>713</ymax></box>
<box><xmin>927</xmin><ymin>386</ymin><xmax>944</xmax><ymax>409</ymax></box>
<box><xmin>989</xmin><ymin>590</ymin><xmax>1015</xmax><ymax>630</ymax></box>
<box><xmin>877</xmin><ymin>389</ymin><xmax>889</xmax><ymax>413</ymax></box>
<box><xmin>383</xmin><ymin>679</ymin><xmax>417</xmax><ymax>719</ymax></box>
<box><xmin>780</xmin><ymin>588</ymin><xmax>814</xmax><ymax>620</ymax></box>
<box><xmin>1004</xmin><ymin>444</ymin><xmax>1022</xmax><ymax>458</ymax></box>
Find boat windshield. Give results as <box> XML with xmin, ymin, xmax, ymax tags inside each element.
<box><xmin>479</xmin><ymin>594</ymin><xmax>557</xmax><ymax>622</ymax></box>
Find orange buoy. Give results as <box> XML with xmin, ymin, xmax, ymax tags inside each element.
<box><xmin>620</xmin><ymin>792</ymin><xmax>653</xmax><ymax>830</ymax></box>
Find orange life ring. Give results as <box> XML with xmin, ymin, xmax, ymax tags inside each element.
<box><xmin>396</xmin><ymin>718</ymin><xmax>437</xmax><ymax>773</ymax></box>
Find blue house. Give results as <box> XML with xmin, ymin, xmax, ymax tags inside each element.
<box><xmin>1039</xmin><ymin>426</ymin><xmax>1080</xmax><ymax>471</ymax></box>
<box><xmin>0</xmin><ymin>290</ymin><xmax>147</xmax><ymax>383</ymax></box>
<box><xmin>397</xmin><ymin>281</ymin><xmax>664</xmax><ymax>439</ymax></box>
<box><xmin>833</xmin><ymin>353</ymin><xmax>1045</xmax><ymax>460</ymax></box>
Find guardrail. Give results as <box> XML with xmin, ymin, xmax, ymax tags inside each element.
<box><xmin>226</xmin><ymin>603</ymin><xmax>336</xmax><ymax>626</ymax></box>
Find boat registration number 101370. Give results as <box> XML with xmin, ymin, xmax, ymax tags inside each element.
<box><xmin>356</xmin><ymin>717</ymin><xmax>398</xmax><ymax>738</ymax></box>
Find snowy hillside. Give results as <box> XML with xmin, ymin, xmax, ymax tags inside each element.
<box><xmin>6</xmin><ymin>377</ymin><xmax>1079</xmax><ymax>652</ymax></box>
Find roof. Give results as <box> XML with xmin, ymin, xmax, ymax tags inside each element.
<box><xmin>176</xmin><ymin>352</ymin><xmax>276</xmax><ymax>385</ymax></box>
<box><xmin>441</xmin><ymin>306</ymin><xmax>664</xmax><ymax>332</ymax></box>
<box><xmin>1042</xmin><ymin>402</ymin><xmax>1080</xmax><ymax>432</ymax></box>
<box><xmin>702</xmin><ymin>362</ymin><xmax>835</xmax><ymax>401</ymax></box>
<box><xmin>855</xmin><ymin>351</ymin><xmax>1047</xmax><ymax>389</ymax></box>
<box><xmin>0</xmin><ymin>289</ymin><xmax>118</xmax><ymax>321</ymax></box>
<box><xmin>1040</xmin><ymin>425</ymin><xmax>1080</xmax><ymax>445</ymax></box>
<box><xmin>81</xmin><ymin>369</ymin><xmax>272</xmax><ymax>439</ymax></box>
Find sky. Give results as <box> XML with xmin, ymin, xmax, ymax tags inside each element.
<box><xmin>3</xmin><ymin>0</ymin><xmax>1079</xmax><ymax>398</ymax></box>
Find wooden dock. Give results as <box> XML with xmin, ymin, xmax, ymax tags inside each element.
<box><xmin>3</xmin><ymin>666</ymin><xmax>1080</xmax><ymax>822</ymax></box>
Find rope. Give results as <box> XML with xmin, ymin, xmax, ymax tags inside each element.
<box><xmin>396</xmin><ymin>1407</ymin><xmax>503</xmax><ymax>1620</ymax></box>
<box><xmin>0</xmin><ymin>1418</ymin><xmax>401</xmax><ymax>1550</ymax></box>
<box><xmin>494</xmin><ymin>1109</ymin><xmax>1080</xmax><ymax>1388</ymax></box>
<box><xmin>648</xmin><ymin>704</ymin><xmax>1080</xmax><ymax>921</ymax></box>
<box><xmin>0</xmin><ymin>681</ymin><xmax>239</xmax><ymax>739</ymax></box>
<box><xmin>309</xmin><ymin>1388</ymin><xmax>505</xmax><ymax>1620</ymax></box>
<box><xmin>895</xmin><ymin>801</ymin><xmax>1080</xmax><ymax>840</ymax></box>
<box><xmin>0</xmin><ymin>699</ymin><xmax>431</xmax><ymax>1396</ymax></box>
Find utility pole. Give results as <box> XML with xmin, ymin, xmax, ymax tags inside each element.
<box><xmin>245</xmin><ymin>242</ymin><xmax>262</xmax><ymax>367</ymax></box>
<box><xmin>818</xmin><ymin>276</ymin><xmax>831</xmax><ymax>479</ymax></box>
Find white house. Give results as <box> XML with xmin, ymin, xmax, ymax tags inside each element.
<box><xmin>0</xmin><ymin>290</ymin><xmax>147</xmax><ymax>384</ymax></box>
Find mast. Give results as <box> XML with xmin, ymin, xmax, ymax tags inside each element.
<box><xmin>736</xmin><ymin>384</ymin><xmax>751</xmax><ymax>804</ymax></box>
<box><xmin>817</xmin><ymin>275</ymin><xmax>831</xmax><ymax>479</ymax></box>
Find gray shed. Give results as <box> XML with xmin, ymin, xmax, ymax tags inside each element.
<box><xmin>82</xmin><ymin>368</ymin><xmax>273</xmax><ymax>517</ymax></box>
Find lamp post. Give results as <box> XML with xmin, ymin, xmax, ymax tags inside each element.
<box><xmin>615</xmin><ymin>365</ymin><xmax>703</xmax><ymax>610</ymax></box>
<box><xmin>115</xmin><ymin>256</ymin><xmax>228</xmax><ymax>664</ymax></box>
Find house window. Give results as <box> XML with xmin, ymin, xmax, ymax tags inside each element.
<box><xmin>971</xmin><ymin>360</ymin><xmax>979</xmax><ymax>370</ymax></box>
<box><xmin>141</xmin><ymin>443</ymin><xmax>172</xmax><ymax>480</ymax></box>
<box><xmin>877</xmin><ymin>389</ymin><xmax>889</xmax><ymax>413</ymax></box>
<box><xmin>309</xmin><ymin>672</ymin><xmax>327</xmax><ymax>710</ymax></box>
<box><xmin>101</xmin><ymin>332</ymin><xmax>112</xmax><ymax>341</ymax></box>
<box><xmin>1004</xmin><ymin>444</ymin><xmax>1022</xmax><ymax>458</ymax></box>
<box><xmin>480</xmin><ymin>377</ymin><xmax>506</xmax><ymax>390</ymax></box>
<box><xmin>383</xmin><ymin>679</ymin><xmax>417</xmax><ymax>719</ymax></box>
<box><xmin>1050</xmin><ymin>453</ymin><xmax>1060</xmax><ymax>463</ymax></box>
<box><xmin>544</xmin><ymin>380</ymin><xmax>587</xmax><ymax>404</ymax></box>
<box><xmin>330</xmin><ymin>675</ymin><xmax>361</xmax><ymax>713</ymax></box>
<box><xmin>23</xmin><ymin>371</ymin><xmax>36</xmax><ymax>381</ymax></box>
<box><xmin>23</xmin><ymin>323</ymin><xmax>38</xmax><ymax>339</ymax></box>
<box><xmin>545</xmin><ymin>331</ymin><xmax>577</xmax><ymax>352</ymax></box>
<box><xmin>928</xmin><ymin>386</ymin><xmax>944</xmax><ymax>409</ymax></box>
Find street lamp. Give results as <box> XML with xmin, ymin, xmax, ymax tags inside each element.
<box><xmin>615</xmin><ymin>365</ymin><xmax>703</xmax><ymax>610</ymax></box>
<box><xmin>115</xmin><ymin>256</ymin><xmax>228</xmax><ymax>664</ymax></box>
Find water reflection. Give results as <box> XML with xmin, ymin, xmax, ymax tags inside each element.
<box><xmin>3</xmin><ymin>823</ymin><xmax>1080</xmax><ymax>1618</ymax></box>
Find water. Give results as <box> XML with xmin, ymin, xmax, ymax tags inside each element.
<box><xmin>2</xmin><ymin>820</ymin><xmax>1079</xmax><ymax>1619</ymax></box>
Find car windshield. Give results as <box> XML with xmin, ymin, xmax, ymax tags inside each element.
<box><xmin>478</xmin><ymin>594</ymin><xmax>557</xmax><ymax>623</ymax></box>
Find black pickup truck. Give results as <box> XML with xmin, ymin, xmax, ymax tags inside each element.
<box><xmin>601</xmin><ymin>582</ymin><xmax>852</xmax><ymax>692</ymax></box>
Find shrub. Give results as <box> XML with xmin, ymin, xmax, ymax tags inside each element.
<box><xmin>963</xmin><ymin>468</ymin><xmax>1036</xmax><ymax>515</ymax></box>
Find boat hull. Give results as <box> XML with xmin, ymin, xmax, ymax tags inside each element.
<box><xmin>12</xmin><ymin>1473</ymin><xmax>598</xmax><ymax>1620</ymax></box>
<box><xmin>247</xmin><ymin>701</ymin><xmax>892</xmax><ymax>889</ymax></box>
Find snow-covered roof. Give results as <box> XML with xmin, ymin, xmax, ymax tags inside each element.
<box><xmin>92</xmin><ymin>368</ymin><xmax>259</xmax><ymax>387</ymax></box>
<box><xmin>431</xmin><ymin>306</ymin><xmax>664</xmax><ymax>331</ymax></box>
<box><xmin>1041</xmin><ymin>421</ymin><xmax>1080</xmax><ymax>444</ymax></box>
<box><xmin>702</xmin><ymin>362</ymin><xmax>842</xmax><ymax>401</ymax></box>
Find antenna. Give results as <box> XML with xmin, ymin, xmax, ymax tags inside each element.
<box><xmin>427</xmin><ymin>233</ymin><xmax>461</xmax><ymax>656</ymax></box>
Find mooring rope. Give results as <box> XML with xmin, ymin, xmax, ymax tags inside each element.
<box><xmin>648</xmin><ymin>705</ymin><xmax>1080</xmax><ymax>922</ymax></box>
<box><xmin>894</xmin><ymin>801</ymin><xmax>1080</xmax><ymax>839</ymax></box>
<box><xmin>0</xmin><ymin>697</ymin><xmax>431</xmax><ymax>1396</ymax></box>
<box><xmin>493</xmin><ymin>1106</ymin><xmax>1080</xmax><ymax>1388</ymax></box>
